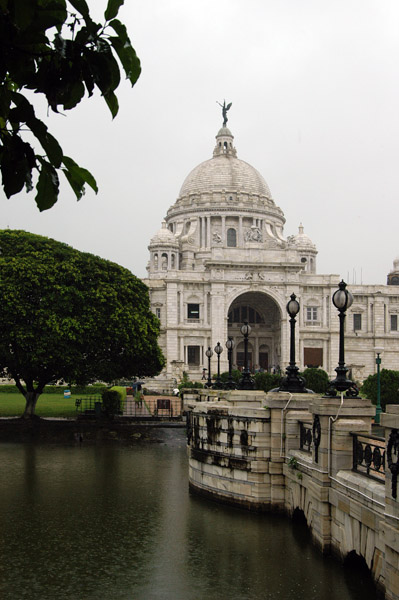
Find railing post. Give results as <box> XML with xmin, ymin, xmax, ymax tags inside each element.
<box><xmin>352</xmin><ymin>433</ymin><xmax>357</xmax><ymax>472</ymax></box>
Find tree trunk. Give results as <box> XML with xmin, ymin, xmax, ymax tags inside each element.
<box><xmin>22</xmin><ymin>391</ymin><xmax>41</xmax><ymax>419</ymax></box>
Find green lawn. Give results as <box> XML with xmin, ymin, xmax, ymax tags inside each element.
<box><xmin>0</xmin><ymin>393</ymin><xmax>100</xmax><ymax>418</ymax></box>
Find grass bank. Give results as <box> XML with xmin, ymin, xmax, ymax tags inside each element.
<box><xmin>0</xmin><ymin>393</ymin><xmax>100</xmax><ymax>418</ymax></box>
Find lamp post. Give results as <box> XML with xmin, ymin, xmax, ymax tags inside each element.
<box><xmin>328</xmin><ymin>280</ymin><xmax>357</xmax><ymax>395</ymax></box>
<box><xmin>225</xmin><ymin>337</ymin><xmax>236</xmax><ymax>389</ymax></box>
<box><xmin>213</xmin><ymin>342</ymin><xmax>224</xmax><ymax>389</ymax></box>
<box><xmin>374</xmin><ymin>346</ymin><xmax>384</xmax><ymax>424</ymax></box>
<box><xmin>205</xmin><ymin>347</ymin><xmax>213</xmax><ymax>388</ymax></box>
<box><xmin>279</xmin><ymin>293</ymin><xmax>307</xmax><ymax>393</ymax></box>
<box><xmin>238</xmin><ymin>322</ymin><xmax>254</xmax><ymax>390</ymax></box>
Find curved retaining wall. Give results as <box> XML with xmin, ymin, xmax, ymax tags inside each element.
<box><xmin>186</xmin><ymin>390</ymin><xmax>399</xmax><ymax>600</ymax></box>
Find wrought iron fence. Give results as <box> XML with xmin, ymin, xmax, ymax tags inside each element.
<box><xmin>123</xmin><ymin>397</ymin><xmax>182</xmax><ymax>418</ymax></box>
<box><xmin>75</xmin><ymin>396</ymin><xmax>182</xmax><ymax>419</ymax></box>
<box><xmin>351</xmin><ymin>432</ymin><xmax>385</xmax><ymax>482</ymax></box>
<box><xmin>75</xmin><ymin>396</ymin><xmax>102</xmax><ymax>414</ymax></box>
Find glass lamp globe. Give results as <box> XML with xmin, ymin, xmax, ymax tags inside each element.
<box><xmin>332</xmin><ymin>280</ymin><xmax>353</xmax><ymax>310</ymax></box>
<box><xmin>214</xmin><ymin>342</ymin><xmax>223</xmax><ymax>355</ymax></box>
<box><xmin>286</xmin><ymin>293</ymin><xmax>300</xmax><ymax>317</ymax></box>
<box><xmin>240</xmin><ymin>322</ymin><xmax>251</xmax><ymax>336</ymax></box>
<box><xmin>226</xmin><ymin>338</ymin><xmax>235</xmax><ymax>350</ymax></box>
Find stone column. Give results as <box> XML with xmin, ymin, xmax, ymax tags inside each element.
<box><xmin>238</xmin><ymin>216</ymin><xmax>243</xmax><ymax>246</ymax></box>
<box><xmin>207</xmin><ymin>216</ymin><xmax>211</xmax><ymax>247</ymax></box>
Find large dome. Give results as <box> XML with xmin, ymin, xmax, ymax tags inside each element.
<box><xmin>179</xmin><ymin>154</ymin><xmax>272</xmax><ymax>199</ymax></box>
<box><xmin>178</xmin><ymin>126</ymin><xmax>272</xmax><ymax>200</ymax></box>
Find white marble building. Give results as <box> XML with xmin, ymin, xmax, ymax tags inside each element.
<box><xmin>144</xmin><ymin>124</ymin><xmax>399</xmax><ymax>384</ymax></box>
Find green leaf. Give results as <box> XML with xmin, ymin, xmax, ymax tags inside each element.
<box><xmin>90</xmin><ymin>46</ymin><xmax>120</xmax><ymax>95</ymax></box>
<box><xmin>62</xmin><ymin>80</ymin><xmax>86</xmax><ymax>110</ymax></box>
<box><xmin>63</xmin><ymin>156</ymin><xmax>98</xmax><ymax>194</ymax></box>
<box><xmin>109</xmin><ymin>35</ymin><xmax>141</xmax><ymax>86</ymax></box>
<box><xmin>13</xmin><ymin>0</ymin><xmax>35</xmax><ymax>31</ymax></box>
<box><xmin>0</xmin><ymin>135</ymin><xmax>35</xmax><ymax>198</ymax></box>
<box><xmin>28</xmin><ymin>117</ymin><xmax>64</xmax><ymax>168</ymax></box>
<box><xmin>35</xmin><ymin>159</ymin><xmax>60</xmax><ymax>211</ymax></box>
<box><xmin>104</xmin><ymin>90</ymin><xmax>118</xmax><ymax>119</ymax></box>
<box><xmin>62</xmin><ymin>169</ymin><xmax>84</xmax><ymax>200</ymax></box>
<box><xmin>104</xmin><ymin>0</ymin><xmax>124</xmax><ymax>21</ymax></box>
<box><xmin>67</xmin><ymin>0</ymin><xmax>90</xmax><ymax>17</ymax></box>
<box><xmin>108</xmin><ymin>19</ymin><xmax>127</xmax><ymax>42</ymax></box>
<box><xmin>33</xmin><ymin>1</ymin><xmax>68</xmax><ymax>31</ymax></box>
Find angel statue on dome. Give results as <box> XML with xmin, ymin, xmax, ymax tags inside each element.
<box><xmin>217</xmin><ymin>100</ymin><xmax>232</xmax><ymax>127</ymax></box>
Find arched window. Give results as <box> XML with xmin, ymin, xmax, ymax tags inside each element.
<box><xmin>154</xmin><ymin>253</ymin><xmax>158</xmax><ymax>269</ymax></box>
<box><xmin>228</xmin><ymin>306</ymin><xmax>263</xmax><ymax>324</ymax></box>
<box><xmin>227</xmin><ymin>228</ymin><xmax>237</xmax><ymax>247</ymax></box>
<box><xmin>161</xmin><ymin>253</ymin><xmax>168</xmax><ymax>270</ymax></box>
<box><xmin>171</xmin><ymin>254</ymin><xmax>175</xmax><ymax>268</ymax></box>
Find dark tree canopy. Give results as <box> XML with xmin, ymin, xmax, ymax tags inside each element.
<box><xmin>361</xmin><ymin>368</ymin><xmax>399</xmax><ymax>410</ymax></box>
<box><xmin>0</xmin><ymin>0</ymin><xmax>141</xmax><ymax>210</ymax></box>
<box><xmin>0</xmin><ymin>229</ymin><xmax>164</xmax><ymax>417</ymax></box>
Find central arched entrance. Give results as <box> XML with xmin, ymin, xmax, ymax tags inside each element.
<box><xmin>227</xmin><ymin>292</ymin><xmax>282</xmax><ymax>373</ymax></box>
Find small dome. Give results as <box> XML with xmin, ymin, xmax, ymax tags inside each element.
<box><xmin>290</xmin><ymin>224</ymin><xmax>316</xmax><ymax>249</ymax></box>
<box><xmin>216</xmin><ymin>126</ymin><xmax>233</xmax><ymax>137</ymax></box>
<box><xmin>149</xmin><ymin>221</ymin><xmax>178</xmax><ymax>248</ymax></box>
<box><xmin>390</xmin><ymin>257</ymin><xmax>399</xmax><ymax>273</ymax></box>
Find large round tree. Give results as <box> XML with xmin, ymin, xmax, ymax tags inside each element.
<box><xmin>0</xmin><ymin>230</ymin><xmax>165</xmax><ymax>417</ymax></box>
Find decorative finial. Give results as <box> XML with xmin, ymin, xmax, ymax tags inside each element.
<box><xmin>217</xmin><ymin>100</ymin><xmax>232</xmax><ymax>127</ymax></box>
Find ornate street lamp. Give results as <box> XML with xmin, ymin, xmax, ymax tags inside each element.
<box><xmin>279</xmin><ymin>293</ymin><xmax>307</xmax><ymax>393</ymax></box>
<box><xmin>225</xmin><ymin>337</ymin><xmax>236</xmax><ymax>389</ymax></box>
<box><xmin>327</xmin><ymin>280</ymin><xmax>358</xmax><ymax>395</ymax></box>
<box><xmin>213</xmin><ymin>342</ymin><xmax>224</xmax><ymax>389</ymax></box>
<box><xmin>374</xmin><ymin>346</ymin><xmax>384</xmax><ymax>424</ymax></box>
<box><xmin>238</xmin><ymin>322</ymin><xmax>254</xmax><ymax>390</ymax></box>
<box><xmin>205</xmin><ymin>347</ymin><xmax>213</xmax><ymax>388</ymax></box>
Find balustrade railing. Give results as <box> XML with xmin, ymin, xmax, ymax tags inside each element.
<box><xmin>351</xmin><ymin>432</ymin><xmax>385</xmax><ymax>482</ymax></box>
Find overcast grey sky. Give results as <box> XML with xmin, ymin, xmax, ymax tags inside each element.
<box><xmin>1</xmin><ymin>0</ymin><xmax>398</xmax><ymax>284</ymax></box>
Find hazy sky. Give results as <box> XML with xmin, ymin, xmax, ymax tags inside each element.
<box><xmin>1</xmin><ymin>0</ymin><xmax>398</xmax><ymax>285</ymax></box>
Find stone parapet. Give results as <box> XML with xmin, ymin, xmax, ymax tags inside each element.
<box><xmin>187</xmin><ymin>390</ymin><xmax>399</xmax><ymax>598</ymax></box>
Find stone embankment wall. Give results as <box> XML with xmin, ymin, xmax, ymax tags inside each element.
<box><xmin>185</xmin><ymin>389</ymin><xmax>399</xmax><ymax>600</ymax></box>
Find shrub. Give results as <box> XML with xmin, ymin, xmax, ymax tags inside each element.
<box><xmin>361</xmin><ymin>369</ymin><xmax>399</xmax><ymax>410</ymax></box>
<box><xmin>254</xmin><ymin>372</ymin><xmax>281</xmax><ymax>392</ymax></box>
<box><xmin>218</xmin><ymin>370</ymin><xmax>242</xmax><ymax>385</ymax></box>
<box><xmin>300</xmin><ymin>368</ymin><xmax>329</xmax><ymax>394</ymax></box>
<box><xmin>101</xmin><ymin>390</ymin><xmax>122</xmax><ymax>417</ymax></box>
<box><xmin>177</xmin><ymin>372</ymin><xmax>204</xmax><ymax>391</ymax></box>
<box><xmin>110</xmin><ymin>386</ymin><xmax>127</xmax><ymax>410</ymax></box>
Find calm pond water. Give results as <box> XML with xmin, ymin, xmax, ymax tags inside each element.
<box><xmin>0</xmin><ymin>428</ymin><xmax>377</xmax><ymax>600</ymax></box>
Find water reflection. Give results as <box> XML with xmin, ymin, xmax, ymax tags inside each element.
<box><xmin>0</xmin><ymin>433</ymin><xmax>377</xmax><ymax>600</ymax></box>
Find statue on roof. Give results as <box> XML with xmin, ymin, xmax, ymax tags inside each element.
<box><xmin>217</xmin><ymin>100</ymin><xmax>232</xmax><ymax>127</ymax></box>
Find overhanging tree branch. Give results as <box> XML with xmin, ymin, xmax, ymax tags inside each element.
<box><xmin>0</xmin><ymin>0</ymin><xmax>141</xmax><ymax>210</ymax></box>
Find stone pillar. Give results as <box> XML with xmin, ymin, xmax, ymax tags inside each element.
<box><xmin>266</xmin><ymin>392</ymin><xmax>312</xmax><ymax>510</ymax></box>
<box><xmin>207</xmin><ymin>216</ymin><xmax>211</xmax><ymax>247</ymax></box>
<box><xmin>210</xmin><ymin>284</ymin><xmax>229</xmax><ymax>372</ymax></box>
<box><xmin>309</xmin><ymin>395</ymin><xmax>374</xmax><ymax>478</ymax></box>
<box><xmin>381</xmin><ymin>406</ymin><xmax>399</xmax><ymax>600</ymax></box>
<box><xmin>221</xmin><ymin>216</ymin><xmax>226</xmax><ymax>246</ymax></box>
